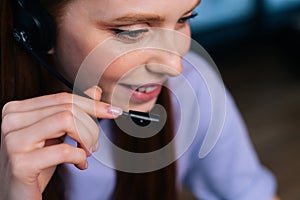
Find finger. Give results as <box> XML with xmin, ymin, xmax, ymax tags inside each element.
<box><xmin>5</xmin><ymin>111</ymin><xmax>97</xmax><ymax>154</ymax></box>
<box><xmin>2</xmin><ymin>104</ymin><xmax>99</xmax><ymax>143</ymax></box>
<box><xmin>71</xmin><ymin>105</ymin><xmax>100</xmax><ymax>152</ymax></box>
<box><xmin>2</xmin><ymin>93</ymin><xmax>122</xmax><ymax>119</ymax></box>
<box><xmin>35</xmin><ymin>143</ymin><xmax>87</xmax><ymax>170</ymax></box>
<box><xmin>84</xmin><ymin>85</ymin><xmax>102</xmax><ymax>101</ymax></box>
<box><xmin>11</xmin><ymin>144</ymin><xmax>87</xmax><ymax>181</ymax></box>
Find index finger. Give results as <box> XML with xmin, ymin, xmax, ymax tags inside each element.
<box><xmin>2</xmin><ymin>92</ymin><xmax>123</xmax><ymax>119</ymax></box>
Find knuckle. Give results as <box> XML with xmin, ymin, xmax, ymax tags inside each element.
<box><xmin>56</xmin><ymin>110</ymin><xmax>75</xmax><ymax>128</ymax></box>
<box><xmin>3</xmin><ymin>133</ymin><xmax>20</xmax><ymax>155</ymax></box>
<box><xmin>62</xmin><ymin>104</ymin><xmax>79</xmax><ymax>118</ymax></box>
<box><xmin>53</xmin><ymin>92</ymin><xmax>72</xmax><ymax>104</ymax></box>
<box><xmin>60</xmin><ymin>146</ymin><xmax>86</xmax><ymax>165</ymax></box>
<box><xmin>2</xmin><ymin>101</ymin><xmax>20</xmax><ymax>118</ymax></box>
<box><xmin>62</xmin><ymin>103</ymin><xmax>74</xmax><ymax>112</ymax></box>
<box><xmin>1</xmin><ymin>113</ymin><xmax>18</xmax><ymax>134</ymax></box>
<box><xmin>60</xmin><ymin>144</ymin><xmax>71</xmax><ymax>157</ymax></box>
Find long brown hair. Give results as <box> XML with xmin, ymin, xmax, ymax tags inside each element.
<box><xmin>0</xmin><ymin>1</ymin><xmax>177</xmax><ymax>199</ymax></box>
<box><xmin>1</xmin><ymin>0</ymin><xmax>43</xmax><ymax>106</ymax></box>
<box><xmin>113</xmin><ymin>88</ymin><xmax>177</xmax><ymax>200</ymax></box>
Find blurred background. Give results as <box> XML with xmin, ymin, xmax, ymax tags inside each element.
<box><xmin>190</xmin><ymin>0</ymin><xmax>300</xmax><ymax>199</ymax></box>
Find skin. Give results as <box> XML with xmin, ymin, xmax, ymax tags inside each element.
<box><xmin>0</xmin><ymin>0</ymin><xmax>200</xmax><ymax>199</ymax></box>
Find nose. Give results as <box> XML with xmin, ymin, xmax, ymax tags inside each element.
<box><xmin>144</xmin><ymin>28</ymin><xmax>190</xmax><ymax>77</ymax></box>
<box><xmin>145</xmin><ymin>50</ymin><xmax>183</xmax><ymax>77</ymax></box>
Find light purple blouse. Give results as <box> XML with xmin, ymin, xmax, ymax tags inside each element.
<box><xmin>59</xmin><ymin>51</ymin><xmax>276</xmax><ymax>200</ymax></box>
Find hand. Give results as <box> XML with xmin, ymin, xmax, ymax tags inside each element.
<box><xmin>0</xmin><ymin>86</ymin><xmax>121</xmax><ymax>200</ymax></box>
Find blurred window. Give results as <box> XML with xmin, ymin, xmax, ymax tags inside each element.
<box><xmin>264</xmin><ymin>0</ymin><xmax>300</xmax><ymax>14</ymax></box>
<box><xmin>190</xmin><ymin>0</ymin><xmax>255</xmax><ymax>32</ymax></box>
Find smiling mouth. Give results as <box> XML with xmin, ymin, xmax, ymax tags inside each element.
<box><xmin>130</xmin><ymin>84</ymin><xmax>159</xmax><ymax>93</ymax></box>
<box><xmin>120</xmin><ymin>83</ymin><xmax>163</xmax><ymax>103</ymax></box>
<box><xmin>121</xmin><ymin>83</ymin><xmax>162</xmax><ymax>93</ymax></box>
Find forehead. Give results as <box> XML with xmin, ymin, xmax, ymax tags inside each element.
<box><xmin>71</xmin><ymin>0</ymin><xmax>200</xmax><ymax>19</ymax></box>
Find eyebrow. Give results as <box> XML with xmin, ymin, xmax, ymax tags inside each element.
<box><xmin>103</xmin><ymin>0</ymin><xmax>201</xmax><ymax>25</ymax></box>
<box><xmin>109</xmin><ymin>14</ymin><xmax>165</xmax><ymax>25</ymax></box>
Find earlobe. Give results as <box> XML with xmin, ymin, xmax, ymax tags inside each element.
<box><xmin>47</xmin><ymin>47</ymin><xmax>55</xmax><ymax>54</ymax></box>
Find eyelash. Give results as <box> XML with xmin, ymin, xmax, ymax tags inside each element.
<box><xmin>109</xmin><ymin>13</ymin><xmax>198</xmax><ymax>42</ymax></box>
<box><xmin>110</xmin><ymin>28</ymin><xmax>149</xmax><ymax>43</ymax></box>
<box><xmin>178</xmin><ymin>13</ymin><xmax>198</xmax><ymax>24</ymax></box>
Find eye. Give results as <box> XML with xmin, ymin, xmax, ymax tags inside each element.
<box><xmin>110</xmin><ymin>28</ymin><xmax>149</xmax><ymax>43</ymax></box>
<box><xmin>178</xmin><ymin>13</ymin><xmax>198</xmax><ymax>24</ymax></box>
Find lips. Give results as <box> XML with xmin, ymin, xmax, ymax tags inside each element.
<box><xmin>121</xmin><ymin>83</ymin><xmax>162</xmax><ymax>103</ymax></box>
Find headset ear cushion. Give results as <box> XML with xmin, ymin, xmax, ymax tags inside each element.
<box><xmin>13</xmin><ymin>0</ymin><xmax>55</xmax><ymax>52</ymax></box>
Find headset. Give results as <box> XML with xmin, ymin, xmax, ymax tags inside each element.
<box><xmin>12</xmin><ymin>0</ymin><xmax>78</xmax><ymax>91</ymax></box>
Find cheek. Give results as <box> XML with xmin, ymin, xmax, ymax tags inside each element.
<box><xmin>54</xmin><ymin>23</ymin><xmax>109</xmax><ymax>82</ymax></box>
<box><xmin>54</xmin><ymin>42</ymin><xmax>84</xmax><ymax>81</ymax></box>
<box><xmin>54</xmin><ymin>34</ymin><xmax>95</xmax><ymax>83</ymax></box>
<box><xmin>180</xmin><ymin>26</ymin><xmax>192</xmax><ymax>55</ymax></box>
<box><xmin>99</xmin><ymin>53</ymin><xmax>143</xmax><ymax>84</ymax></box>
<box><xmin>98</xmin><ymin>53</ymin><xmax>146</xmax><ymax>101</ymax></box>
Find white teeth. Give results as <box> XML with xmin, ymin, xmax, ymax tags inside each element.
<box><xmin>135</xmin><ymin>86</ymin><xmax>157</xmax><ymax>93</ymax></box>
<box><xmin>145</xmin><ymin>86</ymin><xmax>157</xmax><ymax>93</ymax></box>
<box><xmin>137</xmin><ymin>87</ymin><xmax>146</xmax><ymax>92</ymax></box>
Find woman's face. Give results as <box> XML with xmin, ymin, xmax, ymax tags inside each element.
<box><xmin>53</xmin><ymin>0</ymin><xmax>200</xmax><ymax>112</ymax></box>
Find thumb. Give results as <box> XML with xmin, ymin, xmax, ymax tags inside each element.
<box><xmin>84</xmin><ymin>85</ymin><xmax>102</xmax><ymax>101</ymax></box>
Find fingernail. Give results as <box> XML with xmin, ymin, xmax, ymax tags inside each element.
<box><xmin>107</xmin><ymin>106</ymin><xmax>123</xmax><ymax>116</ymax></box>
<box><xmin>94</xmin><ymin>86</ymin><xmax>102</xmax><ymax>94</ymax></box>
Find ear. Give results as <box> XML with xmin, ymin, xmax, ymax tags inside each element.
<box><xmin>47</xmin><ymin>47</ymin><xmax>55</xmax><ymax>54</ymax></box>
